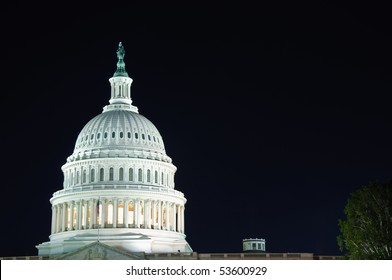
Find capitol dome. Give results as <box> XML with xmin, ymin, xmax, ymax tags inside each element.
<box><xmin>69</xmin><ymin>109</ymin><xmax>171</xmax><ymax>163</ymax></box>
<box><xmin>36</xmin><ymin>42</ymin><xmax>191</xmax><ymax>256</ymax></box>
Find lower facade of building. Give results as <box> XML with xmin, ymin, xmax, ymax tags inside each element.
<box><xmin>1</xmin><ymin>241</ymin><xmax>340</xmax><ymax>260</ymax></box>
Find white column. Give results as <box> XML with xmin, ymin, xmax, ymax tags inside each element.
<box><xmin>74</xmin><ymin>201</ymin><xmax>78</xmax><ymax>230</ymax></box>
<box><xmin>158</xmin><ymin>201</ymin><xmax>162</xmax><ymax>230</ymax></box>
<box><xmin>152</xmin><ymin>200</ymin><xmax>156</xmax><ymax>229</ymax></box>
<box><xmin>101</xmin><ymin>199</ymin><xmax>106</xmax><ymax>228</ymax></box>
<box><xmin>56</xmin><ymin>205</ymin><xmax>61</xmax><ymax>233</ymax></box>
<box><xmin>87</xmin><ymin>199</ymin><xmax>95</xmax><ymax>229</ymax></box>
<box><xmin>62</xmin><ymin>203</ymin><xmax>67</xmax><ymax>232</ymax></box>
<box><xmin>145</xmin><ymin>200</ymin><xmax>151</xmax><ymax>229</ymax></box>
<box><xmin>178</xmin><ymin>205</ymin><xmax>181</xmax><ymax>233</ymax></box>
<box><xmin>77</xmin><ymin>201</ymin><xmax>82</xmax><ymax>230</ymax></box>
<box><xmin>70</xmin><ymin>201</ymin><xmax>75</xmax><ymax>230</ymax></box>
<box><xmin>113</xmin><ymin>198</ymin><xmax>118</xmax><ymax>228</ymax></box>
<box><xmin>181</xmin><ymin>206</ymin><xmax>185</xmax><ymax>233</ymax></box>
<box><xmin>172</xmin><ymin>203</ymin><xmax>176</xmax><ymax>232</ymax></box>
<box><xmin>92</xmin><ymin>199</ymin><xmax>97</xmax><ymax>229</ymax></box>
<box><xmin>51</xmin><ymin>205</ymin><xmax>56</xmax><ymax>234</ymax></box>
<box><xmin>130</xmin><ymin>199</ymin><xmax>135</xmax><ymax>227</ymax></box>
<box><xmin>135</xmin><ymin>199</ymin><xmax>139</xmax><ymax>228</ymax></box>
<box><xmin>124</xmin><ymin>199</ymin><xmax>129</xmax><ymax>228</ymax></box>
<box><xmin>179</xmin><ymin>205</ymin><xmax>183</xmax><ymax>233</ymax></box>
<box><xmin>83</xmin><ymin>200</ymin><xmax>88</xmax><ymax>229</ymax></box>
<box><xmin>141</xmin><ymin>200</ymin><xmax>146</xmax><ymax>228</ymax></box>
<box><xmin>165</xmin><ymin>202</ymin><xmax>170</xmax><ymax>230</ymax></box>
<box><xmin>170</xmin><ymin>202</ymin><xmax>173</xmax><ymax>230</ymax></box>
<box><xmin>148</xmin><ymin>200</ymin><xmax>152</xmax><ymax>229</ymax></box>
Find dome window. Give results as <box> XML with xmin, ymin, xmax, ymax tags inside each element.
<box><xmin>90</xmin><ymin>169</ymin><xmax>95</xmax><ymax>182</ymax></box>
<box><xmin>147</xmin><ymin>169</ymin><xmax>151</xmax><ymax>182</ymax></box>
<box><xmin>129</xmin><ymin>168</ymin><xmax>134</xmax><ymax>181</ymax></box>
<box><xmin>82</xmin><ymin>170</ymin><xmax>87</xmax><ymax>183</ymax></box>
<box><xmin>99</xmin><ymin>168</ymin><xmax>104</xmax><ymax>181</ymax></box>
<box><xmin>120</xmin><ymin>132</ymin><xmax>124</xmax><ymax>138</ymax></box>
<box><xmin>90</xmin><ymin>134</ymin><xmax>94</xmax><ymax>140</ymax></box>
<box><xmin>85</xmin><ymin>135</ymin><xmax>88</xmax><ymax>141</ymax></box>
<box><xmin>142</xmin><ymin>134</ymin><xmax>145</xmax><ymax>140</ymax></box>
<box><xmin>127</xmin><ymin>132</ymin><xmax>131</xmax><ymax>138</ymax></box>
<box><xmin>161</xmin><ymin>172</ymin><xmax>164</xmax><ymax>185</ymax></box>
<box><xmin>155</xmin><ymin>171</ymin><xmax>158</xmax><ymax>184</ymax></box>
<box><xmin>138</xmin><ymin>168</ymin><xmax>142</xmax><ymax>182</ymax></box>
<box><xmin>112</xmin><ymin>132</ymin><xmax>115</xmax><ymax>138</ymax></box>
<box><xmin>153</xmin><ymin>136</ymin><xmax>156</xmax><ymax>142</ymax></box>
<box><xmin>119</xmin><ymin>168</ymin><xmax>124</xmax><ymax>181</ymax></box>
<box><xmin>97</xmin><ymin>133</ymin><xmax>100</xmax><ymax>139</ymax></box>
<box><xmin>109</xmin><ymin>167</ymin><xmax>114</xmax><ymax>181</ymax></box>
<box><xmin>76</xmin><ymin>171</ymin><xmax>80</xmax><ymax>184</ymax></box>
<box><xmin>148</xmin><ymin>135</ymin><xmax>151</xmax><ymax>141</ymax></box>
<box><xmin>135</xmin><ymin>133</ymin><xmax>138</xmax><ymax>139</ymax></box>
<box><xmin>104</xmin><ymin>132</ymin><xmax>108</xmax><ymax>139</ymax></box>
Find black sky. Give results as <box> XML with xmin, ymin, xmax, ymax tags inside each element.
<box><xmin>1</xmin><ymin>2</ymin><xmax>392</xmax><ymax>257</ymax></box>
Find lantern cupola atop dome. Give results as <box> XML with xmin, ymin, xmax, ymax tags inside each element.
<box><xmin>104</xmin><ymin>42</ymin><xmax>138</xmax><ymax>113</ymax></box>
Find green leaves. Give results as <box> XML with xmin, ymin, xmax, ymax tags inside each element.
<box><xmin>337</xmin><ymin>181</ymin><xmax>392</xmax><ymax>259</ymax></box>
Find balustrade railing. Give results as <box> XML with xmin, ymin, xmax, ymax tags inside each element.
<box><xmin>52</xmin><ymin>184</ymin><xmax>184</xmax><ymax>197</ymax></box>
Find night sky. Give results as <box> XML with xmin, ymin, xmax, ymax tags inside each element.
<box><xmin>1</xmin><ymin>2</ymin><xmax>392</xmax><ymax>257</ymax></box>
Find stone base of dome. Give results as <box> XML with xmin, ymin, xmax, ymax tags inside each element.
<box><xmin>36</xmin><ymin>228</ymin><xmax>192</xmax><ymax>256</ymax></box>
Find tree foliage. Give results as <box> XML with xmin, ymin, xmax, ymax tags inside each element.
<box><xmin>337</xmin><ymin>181</ymin><xmax>392</xmax><ymax>259</ymax></box>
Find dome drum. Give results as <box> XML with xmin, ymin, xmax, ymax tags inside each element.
<box><xmin>62</xmin><ymin>158</ymin><xmax>177</xmax><ymax>189</ymax></box>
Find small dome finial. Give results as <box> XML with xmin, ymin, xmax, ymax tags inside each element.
<box><xmin>114</xmin><ymin>42</ymin><xmax>129</xmax><ymax>77</ymax></box>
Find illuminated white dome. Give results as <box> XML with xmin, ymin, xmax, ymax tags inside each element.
<box><xmin>68</xmin><ymin>109</ymin><xmax>171</xmax><ymax>163</ymax></box>
<box><xmin>37</xmin><ymin>42</ymin><xmax>191</xmax><ymax>257</ymax></box>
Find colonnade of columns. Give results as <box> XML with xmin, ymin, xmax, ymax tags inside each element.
<box><xmin>51</xmin><ymin>198</ymin><xmax>185</xmax><ymax>235</ymax></box>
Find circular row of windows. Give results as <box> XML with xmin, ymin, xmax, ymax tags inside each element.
<box><xmin>79</xmin><ymin>131</ymin><xmax>161</xmax><ymax>144</ymax></box>
<box><xmin>64</xmin><ymin>167</ymin><xmax>173</xmax><ymax>188</ymax></box>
